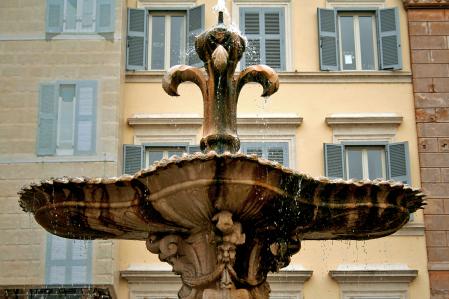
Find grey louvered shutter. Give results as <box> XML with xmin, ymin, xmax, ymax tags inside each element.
<box><xmin>46</xmin><ymin>0</ymin><xmax>63</xmax><ymax>33</ymax></box>
<box><xmin>187</xmin><ymin>5</ymin><xmax>205</xmax><ymax>67</ymax></box>
<box><xmin>241</xmin><ymin>9</ymin><xmax>262</xmax><ymax>68</ymax></box>
<box><xmin>324</xmin><ymin>143</ymin><xmax>344</xmax><ymax>178</ymax></box>
<box><xmin>318</xmin><ymin>8</ymin><xmax>338</xmax><ymax>71</ymax></box>
<box><xmin>188</xmin><ymin>145</ymin><xmax>201</xmax><ymax>154</ymax></box>
<box><xmin>70</xmin><ymin>239</ymin><xmax>93</xmax><ymax>284</ymax></box>
<box><xmin>267</xmin><ymin>143</ymin><xmax>289</xmax><ymax>166</ymax></box>
<box><xmin>96</xmin><ymin>0</ymin><xmax>115</xmax><ymax>33</ymax></box>
<box><xmin>377</xmin><ymin>7</ymin><xmax>402</xmax><ymax>70</ymax></box>
<box><xmin>123</xmin><ymin>144</ymin><xmax>144</xmax><ymax>174</ymax></box>
<box><xmin>74</xmin><ymin>81</ymin><xmax>97</xmax><ymax>155</ymax></box>
<box><xmin>81</xmin><ymin>0</ymin><xmax>95</xmax><ymax>31</ymax></box>
<box><xmin>263</xmin><ymin>9</ymin><xmax>285</xmax><ymax>70</ymax></box>
<box><xmin>386</xmin><ymin>142</ymin><xmax>410</xmax><ymax>184</ymax></box>
<box><xmin>46</xmin><ymin>235</ymin><xmax>92</xmax><ymax>284</ymax></box>
<box><xmin>37</xmin><ymin>83</ymin><xmax>58</xmax><ymax>156</ymax></box>
<box><xmin>127</xmin><ymin>9</ymin><xmax>147</xmax><ymax>70</ymax></box>
<box><xmin>241</xmin><ymin>142</ymin><xmax>289</xmax><ymax>166</ymax></box>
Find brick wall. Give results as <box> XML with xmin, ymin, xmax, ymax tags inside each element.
<box><xmin>407</xmin><ymin>5</ymin><xmax>449</xmax><ymax>299</ymax></box>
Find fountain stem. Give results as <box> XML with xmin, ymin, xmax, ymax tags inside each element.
<box><xmin>218</xmin><ymin>11</ymin><xmax>224</xmax><ymax>24</ymax></box>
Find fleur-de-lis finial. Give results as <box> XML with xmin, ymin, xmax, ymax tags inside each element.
<box><xmin>162</xmin><ymin>13</ymin><xmax>279</xmax><ymax>154</ymax></box>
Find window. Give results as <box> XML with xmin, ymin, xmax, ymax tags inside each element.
<box><xmin>126</xmin><ymin>6</ymin><xmax>204</xmax><ymax>71</ymax></box>
<box><xmin>324</xmin><ymin>142</ymin><xmax>410</xmax><ymax>184</ymax></box>
<box><xmin>123</xmin><ymin>144</ymin><xmax>200</xmax><ymax>174</ymax></box>
<box><xmin>240</xmin><ymin>142</ymin><xmax>289</xmax><ymax>166</ymax></box>
<box><xmin>37</xmin><ymin>81</ymin><xmax>97</xmax><ymax>156</ymax></box>
<box><xmin>339</xmin><ymin>12</ymin><xmax>377</xmax><ymax>71</ymax></box>
<box><xmin>46</xmin><ymin>0</ymin><xmax>115</xmax><ymax>34</ymax></box>
<box><xmin>318</xmin><ymin>7</ymin><xmax>401</xmax><ymax>71</ymax></box>
<box><xmin>330</xmin><ymin>264</ymin><xmax>418</xmax><ymax>299</ymax></box>
<box><xmin>240</xmin><ymin>7</ymin><xmax>286</xmax><ymax>71</ymax></box>
<box><xmin>45</xmin><ymin>234</ymin><xmax>92</xmax><ymax>285</ymax></box>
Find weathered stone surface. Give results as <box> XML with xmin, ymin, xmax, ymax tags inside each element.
<box><xmin>421</xmin><ymin>168</ymin><xmax>441</xmax><ymax>182</ymax></box>
<box><xmin>417</xmin><ymin>123</ymin><xmax>449</xmax><ymax>136</ymax></box>
<box><xmin>426</xmin><ymin>231</ymin><xmax>448</xmax><ymax>246</ymax></box>
<box><xmin>419</xmin><ymin>137</ymin><xmax>439</xmax><ymax>151</ymax></box>
<box><xmin>416</xmin><ymin>108</ymin><xmax>437</xmax><ymax>121</ymax></box>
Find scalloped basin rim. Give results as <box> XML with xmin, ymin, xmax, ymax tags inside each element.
<box><xmin>18</xmin><ymin>152</ymin><xmax>425</xmax><ymax>241</ymax></box>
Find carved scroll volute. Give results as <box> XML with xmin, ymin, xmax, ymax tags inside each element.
<box><xmin>162</xmin><ymin>65</ymin><xmax>208</xmax><ymax>102</ymax></box>
<box><xmin>235</xmin><ymin>65</ymin><xmax>280</xmax><ymax>101</ymax></box>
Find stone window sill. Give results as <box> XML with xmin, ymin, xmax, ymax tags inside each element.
<box><xmin>125</xmin><ymin>71</ymin><xmax>412</xmax><ymax>84</ymax></box>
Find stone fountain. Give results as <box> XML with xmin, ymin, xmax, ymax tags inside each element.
<box><xmin>19</xmin><ymin>9</ymin><xmax>425</xmax><ymax>299</ymax></box>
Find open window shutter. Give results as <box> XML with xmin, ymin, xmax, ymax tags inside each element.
<box><xmin>386</xmin><ymin>142</ymin><xmax>410</xmax><ymax>184</ymax></box>
<box><xmin>81</xmin><ymin>0</ymin><xmax>95</xmax><ymax>30</ymax></box>
<box><xmin>377</xmin><ymin>7</ymin><xmax>402</xmax><ymax>70</ymax></box>
<box><xmin>324</xmin><ymin>143</ymin><xmax>344</xmax><ymax>178</ymax></box>
<box><xmin>241</xmin><ymin>9</ymin><xmax>261</xmax><ymax>69</ymax></box>
<box><xmin>37</xmin><ymin>83</ymin><xmax>58</xmax><ymax>156</ymax></box>
<box><xmin>46</xmin><ymin>0</ymin><xmax>63</xmax><ymax>33</ymax></box>
<box><xmin>74</xmin><ymin>81</ymin><xmax>97</xmax><ymax>155</ymax></box>
<box><xmin>70</xmin><ymin>240</ymin><xmax>92</xmax><ymax>284</ymax></box>
<box><xmin>318</xmin><ymin>8</ymin><xmax>338</xmax><ymax>71</ymax></box>
<box><xmin>267</xmin><ymin>143</ymin><xmax>289</xmax><ymax>166</ymax></box>
<box><xmin>188</xmin><ymin>145</ymin><xmax>201</xmax><ymax>154</ymax></box>
<box><xmin>45</xmin><ymin>234</ymin><xmax>68</xmax><ymax>284</ymax></box>
<box><xmin>187</xmin><ymin>5</ymin><xmax>205</xmax><ymax>67</ymax></box>
<box><xmin>96</xmin><ymin>0</ymin><xmax>115</xmax><ymax>33</ymax></box>
<box><xmin>123</xmin><ymin>144</ymin><xmax>144</xmax><ymax>174</ymax></box>
<box><xmin>241</xmin><ymin>142</ymin><xmax>263</xmax><ymax>157</ymax></box>
<box><xmin>263</xmin><ymin>9</ymin><xmax>285</xmax><ymax>70</ymax></box>
<box><xmin>127</xmin><ymin>9</ymin><xmax>147</xmax><ymax>70</ymax></box>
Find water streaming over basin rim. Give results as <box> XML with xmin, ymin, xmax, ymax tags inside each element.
<box><xmin>18</xmin><ymin>151</ymin><xmax>425</xmax><ymax>241</ymax></box>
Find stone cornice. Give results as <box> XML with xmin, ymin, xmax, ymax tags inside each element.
<box><xmin>403</xmin><ymin>0</ymin><xmax>449</xmax><ymax>9</ymax></box>
<box><xmin>329</xmin><ymin>269</ymin><xmax>418</xmax><ymax>283</ymax></box>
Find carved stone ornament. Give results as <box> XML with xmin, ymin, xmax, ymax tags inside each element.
<box><xmin>402</xmin><ymin>0</ymin><xmax>449</xmax><ymax>9</ymax></box>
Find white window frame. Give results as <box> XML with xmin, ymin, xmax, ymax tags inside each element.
<box><xmin>147</xmin><ymin>11</ymin><xmax>187</xmax><ymax>70</ymax></box>
<box><xmin>232</xmin><ymin>0</ymin><xmax>293</xmax><ymax>72</ymax></box>
<box><xmin>330</xmin><ymin>264</ymin><xmax>418</xmax><ymax>299</ymax></box>
<box><xmin>62</xmin><ymin>0</ymin><xmax>97</xmax><ymax>33</ymax></box>
<box><xmin>127</xmin><ymin>113</ymin><xmax>302</xmax><ymax>169</ymax></box>
<box><xmin>344</xmin><ymin>145</ymin><xmax>387</xmax><ymax>180</ymax></box>
<box><xmin>338</xmin><ymin>11</ymin><xmax>379</xmax><ymax>71</ymax></box>
<box><xmin>137</xmin><ymin>1</ymin><xmax>195</xmax><ymax>71</ymax></box>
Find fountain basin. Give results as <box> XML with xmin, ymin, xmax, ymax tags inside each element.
<box><xmin>19</xmin><ymin>152</ymin><xmax>424</xmax><ymax>242</ymax></box>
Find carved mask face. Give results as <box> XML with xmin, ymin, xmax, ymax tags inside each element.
<box><xmin>195</xmin><ymin>27</ymin><xmax>246</xmax><ymax>68</ymax></box>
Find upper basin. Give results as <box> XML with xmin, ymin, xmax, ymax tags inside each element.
<box><xmin>19</xmin><ymin>152</ymin><xmax>425</xmax><ymax>241</ymax></box>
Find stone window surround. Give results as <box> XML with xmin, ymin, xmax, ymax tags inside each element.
<box><xmin>127</xmin><ymin>113</ymin><xmax>303</xmax><ymax>169</ymax></box>
<box><xmin>326</xmin><ymin>0</ymin><xmax>386</xmax><ymax>9</ymax></box>
<box><xmin>325</xmin><ymin>112</ymin><xmax>425</xmax><ymax>237</ymax></box>
<box><xmin>121</xmin><ymin>263</ymin><xmax>313</xmax><ymax>299</ymax></box>
<box><xmin>329</xmin><ymin>264</ymin><xmax>418</xmax><ymax>299</ymax></box>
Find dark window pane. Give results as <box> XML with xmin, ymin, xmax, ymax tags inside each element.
<box><xmin>368</xmin><ymin>148</ymin><xmax>385</xmax><ymax>179</ymax></box>
<box><xmin>151</xmin><ymin>16</ymin><xmax>165</xmax><ymax>69</ymax></box>
<box><xmin>339</xmin><ymin>16</ymin><xmax>356</xmax><ymax>70</ymax></box>
<box><xmin>148</xmin><ymin>151</ymin><xmax>164</xmax><ymax>164</ymax></box>
<box><xmin>359</xmin><ymin>16</ymin><xmax>376</xmax><ymax>70</ymax></box>
<box><xmin>168</xmin><ymin>150</ymin><xmax>184</xmax><ymax>157</ymax></box>
<box><xmin>170</xmin><ymin>16</ymin><xmax>184</xmax><ymax>66</ymax></box>
<box><xmin>347</xmin><ymin>148</ymin><xmax>363</xmax><ymax>180</ymax></box>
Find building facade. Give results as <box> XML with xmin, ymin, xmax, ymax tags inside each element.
<box><xmin>0</xmin><ymin>0</ymin><xmax>434</xmax><ymax>298</ymax></box>
<box><xmin>403</xmin><ymin>1</ymin><xmax>449</xmax><ymax>298</ymax></box>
